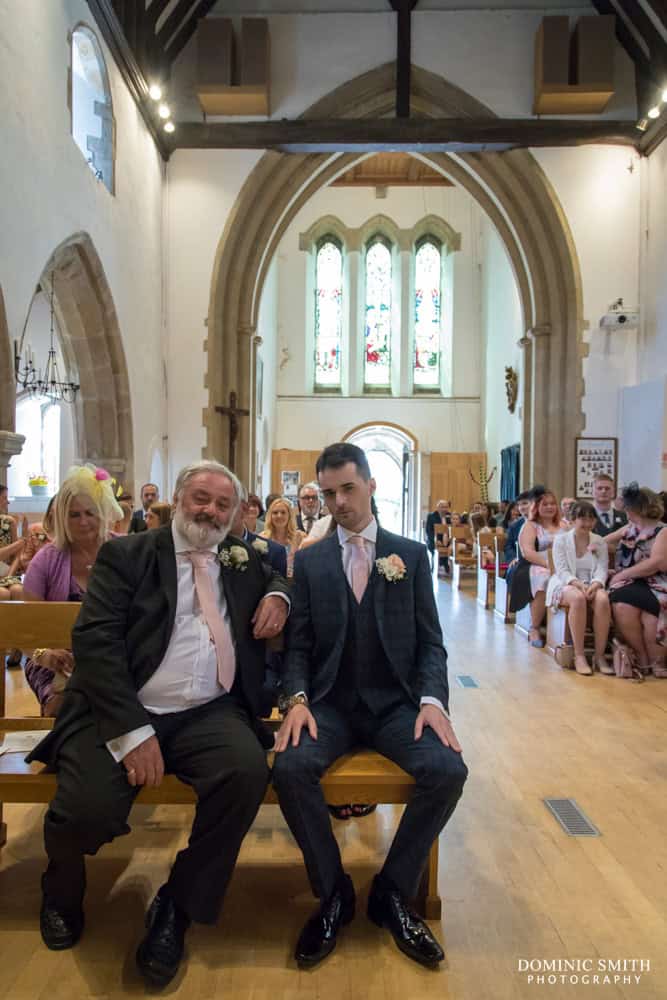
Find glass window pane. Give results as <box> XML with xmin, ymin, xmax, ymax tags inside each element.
<box><xmin>365</xmin><ymin>240</ymin><xmax>392</xmax><ymax>387</ymax></box>
<box><xmin>414</xmin><ymin>241</ymin><xmax>441</xmax><ymax>387</ymax></box>
<box><xmin>314</xmin><ymin>240</ymin><xmax>342</xmax><ymax>387</ymax></box>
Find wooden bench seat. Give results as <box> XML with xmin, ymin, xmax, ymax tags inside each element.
<box><xmin>0</xmin><ymin>602</ymin><xmax>442</xmax><ymax>918</ymax></box>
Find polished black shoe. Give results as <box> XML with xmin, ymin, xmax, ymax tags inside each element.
<box><xmin>40</xmin><ymin>897</ymin><xmax>84</xmax><ymax>950</ymax></box>
<box><xmin>295</xmin><ymin>874</ymin><xmax>355</xmax><ymax>968</ymax></box>
<box><xmin>367</xmin><ymin>877</ymin><xmax>444</xmax><ymax>967</ymax></box>
<box><xmin>136</xmin><ymin>887</ymin><xmax>191</xmax><ymax>989</ymax></box>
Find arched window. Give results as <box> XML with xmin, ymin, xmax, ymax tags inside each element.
<box><xmin>413</xmin><ymin>239</ymin><xmax>442</xmax><ymax>389</ymax></box>
<box><xmin>71</xmin><ymin>26</ymin><xmax>114</xmax><ymax>194</ymax></box>
<box><xmin>9</xmin><ymin>397</ymin><xmax>61</xmax><ymax>497</ymax></box>
<box><xmin>364</xmin><ymin>237</ymin><xmax>393</xmax><ymax>388</ymax></box>
<box><xmin>314</xmin><ymin>238</ymin><xmax>343</xmax><ymax>388</ymax></box>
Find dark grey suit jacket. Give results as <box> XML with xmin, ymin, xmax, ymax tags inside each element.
<box><xmin>128</xmin><ymin>509</ymin><xmax>148</xmax><ymax>533</ymax></box>
<box><xmin>283</xmin><ymin>526</ymin><xmax>449</xmax><ymax>712</ymax></box>
<box><xmin>28</xmin><ymin>526</ymin><xmax>289</xmax><ymax>763</ymax></box>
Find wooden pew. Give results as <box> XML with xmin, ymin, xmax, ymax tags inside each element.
<box><xmin>434</xmin><ymin>523</ymin><xmax>451</xmax><ymax>574</ymax></box>
<box><xmin>0</xmin><ymin>602</ymin><xmax>442</xmax><ymax>918</ymax></box>
<box><xmin>476</xmin><ymin>530</ymin><xmax>496</xmax><ymax>609</ymax></box>
<box><xmin>451</xmin><ymin>526</ymin><xmax>476</xmax><ymax>590</ymax></box>
<box><xmin>494</xmin><ymin>534</ymin><xmax>513</xmax><ymax>623</ymax></box>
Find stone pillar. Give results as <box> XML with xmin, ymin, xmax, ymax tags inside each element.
<box><xmin>517</xmin><ymin>335</ymin><xmax>532</xmax><ymax>489</ymax></box>
<box><xmin>0</xmin><ymin>430</ymin><xmax>25</xmax><ymax>485</ymax></box>
<box><xmin>529</xmin><ymin>323</ymin><xmax>552</xmax><ymax>489</ymax></box>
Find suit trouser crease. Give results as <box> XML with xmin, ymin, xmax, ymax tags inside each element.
<box><xmin>272</xmin><ymin>701</ymin><xmax>467</xmax><ymax>902</ymax></box>
<box><xmin>43</xmin><ymin>697</ymin><xmax>269</xmax><ymax>924</ymax></box>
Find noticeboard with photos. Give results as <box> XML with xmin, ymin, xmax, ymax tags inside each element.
<box><xmin>575</xmin><ymin>437</ymin><xmax>617</xmax><ymax>499</ymax></box>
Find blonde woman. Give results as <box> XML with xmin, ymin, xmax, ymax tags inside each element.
<box><xmin>260</xmin><ymin>497</ymin><xmax>305</xmax><ymax>577</ymax></box>
<box><xmin>22</xmin><ymin>465</ymin><xmax>122</xmax><ymax>716</ymax></box>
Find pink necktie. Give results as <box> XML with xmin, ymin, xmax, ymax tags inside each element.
<box><xmin>187</xmin><ymin>550</ymin><xmax>236</xmax><ymax>692</ymax></box>
<box><xmin>347</xmin><ymin>535</ymin><xmax>370</xmax><ymax>603</ymax></box>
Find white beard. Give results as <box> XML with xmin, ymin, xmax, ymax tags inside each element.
<box><xmin>174</xmin><ymin>509</ymin><xmax>230</xmax><ymax>550</ymax></box>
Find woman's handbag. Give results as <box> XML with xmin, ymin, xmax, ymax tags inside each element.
<box><xmin>554</xmin><ymin>643</ymin><xmax>574</xmax><ymax>669</ymax></box>
<box><xmin>611</xmin><ymin>639</ymin><xmax>644</xmax><ymax>681</ymax></box>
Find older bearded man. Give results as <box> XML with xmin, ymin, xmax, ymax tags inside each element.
<box><xmin>28</xmin><ymin>460</ymin><xmax>289</xmax><ymax>988</ymax></box>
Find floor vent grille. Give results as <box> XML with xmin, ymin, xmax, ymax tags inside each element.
<box><xmin>456</xmin><ymin>675</ymin><xmax>479</xmax><ymax>688</ymax></box>
<box><xmin>544</xmin><ymin>798</ymin><xmax>600</xmax><ymax>837</ymax></box>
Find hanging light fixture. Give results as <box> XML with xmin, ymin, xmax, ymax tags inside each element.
<box><xmin>14</xmin><ymin>272</ymin><xmax>80</xmax><ymax>404</ymax></box>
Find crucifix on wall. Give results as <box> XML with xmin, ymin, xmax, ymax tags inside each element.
<box><xmin>215</xmin><ymin>391</ymin><xmax>250</xmax><ymax>471</ymax></box>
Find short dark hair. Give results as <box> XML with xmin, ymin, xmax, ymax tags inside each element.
<box><xmin>265</xmin><ymin>492</ymin><xmax>281</xmax><ymax>510</ymax></box>
<box><xmin>316</xmin><ymin>442</ymin><xmax>371</xmax><ymax>481</ymax></box>
<box><xmin>247</xmin><ymin>492</ymin><xmax>264</xmax><ymax>516</ymax></box>
<box><xmin>570</xmin><ymin>500</ymin><xmax>596</xmax><ymax>521</ymax></box>
<box><xmin>622</xmin><ymin>482</ymin><xmax>664</xmax><ymax>520</ymax></box>
<box><xmin>528</xmin><ymin>484</ymin><xmax>546</xmax><ymax>501</ymax></box>
<box><xmin>516</xmin><ymin>490</ymin><xmax>531</xmax><ymax>503</ymax></box>
<box><xmin>141</xmin><ymin>482</ymin><xmax>158</xmax><ymax>496</ymax></box>
<box><xmin>0</xmin><ymin>484</ymin><xmax>7</xmax><ymax>496</ymax></box>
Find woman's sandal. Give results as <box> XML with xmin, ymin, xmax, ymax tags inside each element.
<box><xmin>328</xmin><ymin>805</ymin><xmax>353</xmax><ymax>820</ymax></box>
<box><xmin>328</xmin><ymin>804</ymin><xmax>377</xmax><ymax>820</ymax></box>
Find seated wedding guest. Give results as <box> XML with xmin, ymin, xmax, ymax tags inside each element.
<box><xmin>0</xmin><ymin>485</ymin><xmax>26</xmax><ymax>601</ymax></box>
<box><xmin>113</xmin><ymin>492</ymin><xmax>134</xmax><ymax>534</ymax></box>
<box><xmin>146</xmin><ymin>501</ymin><xmax>172</xmax><ymax>529</ymax></box>
<box><xmin>546</xmin><ymin>501</ymin><xmax>612</xmax><ymax>676</ymax></box>
<box><xmin>296</xmin><ymin>482</ymin><xmax>323</xmax><ymax>535</ymax></box>
<box><xmin>22</xmin><ymin>465</ymin><xmax>123</xmax><ymax>717</ymax></box>
<box><xmin>509</xmin><ymin>489</ymin><xmax>562</xmax><ymax>646</ymax></box>
<box><xmin>129</xmin><ymin>483</ymin><xmax>159</xmax><ymax>533</ymax></box>
<box><xmin>245</xmin><ymin>493</ymin><xmax>265</xmax><ymax>533</ymax></box>
<box><xmin>449</xmin><ymin>511</ymin><xmax>472</xmax><ymax>554</ymax></box>
<box><xmin>559</xmin><ymin>497</ymin><xmax>576</xmax><ymax>528</ymax></box>
<box><xmin>27</xmin><ymin>460</ymin><xmax>289</xmax><ymax>988</ymax></box>
<box><xmin>425</xmin><ymin>499</ymin><xmax>452</xmax><ymax>571</ymax></box>
<box><xmin>260</xmin><ymin>497</ymin><xmax>306</xmax><ymax>577</ymax></box>
<box><xmin>503</xmin><ymin>492</ymin><xmax>531</xmax><ymax>566</ymax></box>
<box><xmin>493</xmin><ymin>501</ymin><xmax>509</xmax><ymax>527</ymax></box>
<box><xmin>592</xmin><ymin>473</ymin><xmax>627</xmax><ymax>536</ymax></box>
<box><xmin>264</xmin><ymin>492</ymin><xmax>281</xmax><ymax>514</ymax></box>
<box><xmin>231</xmin><ymin>489</ymin><xmax>287</xmax><ymax>578</ymax></box>
<box><xmin>607</xmin><ymin>483</ymin><xmax>667</xmax><ymax>677</ymax></box>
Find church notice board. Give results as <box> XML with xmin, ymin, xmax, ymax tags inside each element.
<box><xmin>575</xmin><ymin>437</ymin><xmax>617</xmax><ymax>498</ymax></box>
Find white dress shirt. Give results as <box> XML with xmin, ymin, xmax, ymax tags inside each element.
<box><xmin>107</xmin><ymin>521</ymin><xmax>288</xmax><ymax>762</ymax></box>
<box><xmin>336</xmin><ymin>518</ymin><xmax>450</xmax><ymax>720</ymax></box>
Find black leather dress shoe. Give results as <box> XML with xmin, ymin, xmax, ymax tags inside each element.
<box><xmin>295</xmin><ymin>874</ymin><xmax>355</xmax><ymax>968</ymax></box>
<box><xmin>40</xmin><ymin>897</ymin><xmax>84</xmax><ymax>950</ymax></box>
<box><xmin>136</xmin><ymin>887</ymin><xmax>191</xmax><ymax>989</ymax></box>
<box><xmin>367</xmin><ymin>878</ymin><xmax>444</xmax><ymax>967</ymax></box>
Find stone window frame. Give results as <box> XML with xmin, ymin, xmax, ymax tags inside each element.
<box><xmin>67</xmin><ymin>22</ymin><xmax>116</xmax><ymax>196</ymax></box>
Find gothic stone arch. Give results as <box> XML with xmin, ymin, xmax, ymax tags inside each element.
<box><xmin>39</xmin><ymin>233</ymin><xmax>134</xmax><ymax>483</ymax></box>
<box><xmin>206</xmin><ymin>63</ymin><xmax>584</xmax><ymax>498</ymax></box>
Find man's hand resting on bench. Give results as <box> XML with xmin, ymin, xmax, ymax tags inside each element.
<box><xmin>123</xmin><ymin>735</ymin><xmax>165</xmax><ymax>787</ymax></box>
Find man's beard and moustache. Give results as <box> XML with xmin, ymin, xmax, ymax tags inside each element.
<box><xmin>174</xmin><ymin>506</ymin><xmax>232</xmax><ymax>549</ymax></box>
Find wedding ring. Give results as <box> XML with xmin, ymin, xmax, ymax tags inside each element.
<box><xmin>127</xmin><ymin>767</ymin><xmax>136</xmax><ymax>775</ymax></box>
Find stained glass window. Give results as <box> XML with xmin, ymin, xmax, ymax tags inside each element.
<box><xmin>314</xmin><ymin>239</ymin><xmax>342</xmax><ymax>388</ymax></box>
<box><xmin>364</xmin><ymin>239</ymin><xmax>392</xmax><ymax>387</ymax></box>
<box><xmin>413</xmin><ymin>240</ymin><xmax>441</xmax><ymax>388</ymax></box>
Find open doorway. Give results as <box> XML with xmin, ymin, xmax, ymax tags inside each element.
<box><xmin>344</xmin><ymin>424</ymin><xmax>418</xmax><ymax>537</ymax></box>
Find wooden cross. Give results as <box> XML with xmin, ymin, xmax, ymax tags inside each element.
<box><xmin>215</xmin><ymin>391</ymin><xmax>250</xmax><ymax>471</ymax></box>
<box><xmin>389</xmin><ymin>1</ymin><xmax>418</xmax><ymax>117</ymax></box>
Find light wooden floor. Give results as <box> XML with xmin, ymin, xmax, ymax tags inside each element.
<box><xmin>1</xmin><ymin>576</ymin><xmax>666</xmax><ymax>999</ymax></box>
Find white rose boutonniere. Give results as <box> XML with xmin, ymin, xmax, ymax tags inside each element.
<box><xmin>376</xmin><ymin>553</ymin><xmax>407</xmax><ymax>582</ymax></box>
<box><xmin>219</xmin><ymin>545</ymin><xmax>250</xmax><ymax>571</ymax></box>
<box><xmin>252</xmin><ymin>537</ymin><xmax>269</xmax><ymax>555</ymax></box>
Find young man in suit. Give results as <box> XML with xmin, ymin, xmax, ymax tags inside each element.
<box><xmin>272</xmin><ymin>443</ymin><xmax>467</xmax><ymax>969</ymax></box>
<box><xmin>128</xmin><ymin>482</ymin><xmax>159</xmax><ymax>533</ymax></box>
<box><xmin>29</xmin><ymin>461</ymin><xmax>290</xmax><ymax>988</ymax></box>
<box><xmin>592</xmin><ymin>473</ymin><xmax>627</xmax><ymax>536</ymax></box>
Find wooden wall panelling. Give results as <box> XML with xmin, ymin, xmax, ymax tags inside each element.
<box><xmin>429</xmin><ymin>452</ymin><xmax>487</xmax><ymax>513</ymax></box>
<box><xmin>271</xmin><ymin>449</ymin><xmax>321</xmax><ymax>495</ymax></box>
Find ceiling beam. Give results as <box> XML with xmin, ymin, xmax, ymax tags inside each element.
<box><xmin>164</xmin><ymin>117</ymin><xmax>641</xmax><ymax>153</ymax></box>
<box><xmin>165</xmin><ymin>0</ymin><xmax>218</xmax><ymax>63</ymax></box>
<box><xmin>156</xmin><ymin>0</ymin><xmax>199</xmax><ymax>50</ymax></box>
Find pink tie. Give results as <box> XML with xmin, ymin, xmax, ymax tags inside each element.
<box><xmin>187</xmin><ymin>550</ymin><xmax>236</xmax><ymax>692</ymax></box>
<box><xmin>347</xmin><ymin>535</ymin><xmax>370</xmax><ymax>603</ymax></box>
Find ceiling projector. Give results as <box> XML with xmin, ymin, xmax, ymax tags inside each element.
<box><xmin>599</xmin><ymin>298</ymin><xmax>639</xmax><ymax>330</ymax></box>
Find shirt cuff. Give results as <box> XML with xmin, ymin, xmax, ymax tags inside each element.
<box><xmin>106</xmin><ymin>725</ymin><xmax>156</xmax><ymax>763</ymax></box>
<box><xmin>264</xmin><ymin>590</ymin><xmax>291</xmax><ymax>609</ymax></box>
<box><xmin>420</xmin><ymin>696</ymin><xmax>450</xmax><ymax>720</ymax></box>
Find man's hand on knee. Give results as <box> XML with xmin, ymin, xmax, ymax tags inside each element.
<box><xmin>274</xmin><ymin>705</ymin><xmax>318</xmax><ymax>752</ymax></box>
<box><xmin>414</xmin><ymin>705</ymin><xmax>462</xmax><ymax>752</ymax></box>
<box><xmin>123</xmin><ymin>735</ymin><xmax>165</xmax><ymax>787</ymax></box>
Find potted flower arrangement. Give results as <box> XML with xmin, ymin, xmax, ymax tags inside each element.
<box><xmin>28</xmin><ymin>474</ymin><xmax>49</xmax><ymax>497</ymax></box>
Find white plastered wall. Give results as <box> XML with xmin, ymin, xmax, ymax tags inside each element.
<box><xmin>0</xmin><ymin>0</ymin><xmax>164</xmax><ymax>495</ymax></box>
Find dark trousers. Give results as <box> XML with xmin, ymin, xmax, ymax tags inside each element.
<box><xmin>42</xmin><ymin>696</ymin><xmax>269</xmax><ymax>924</ymax></box>
<box><xmin>271</xmin><ymin>701</ymin><xmax>467</xmax><ymax>902</ymax></box>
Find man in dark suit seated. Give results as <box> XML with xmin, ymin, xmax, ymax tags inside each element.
<box><xmin>296</xmin><ymin>481</ymin><xmax>323</xmax><ymax>535</ymax></box>
<box><xmin>128</xmin><ymin>482</ymin><xmax>159</xmax><ymax>533</ymax></box>
<box><xmin>503</xmin><ymin>490</ymin><xmax>531</xmax><ymax>564</ymax></box>
<box><xmin>28</xmin><ymin>461</ymin><xmax>290</xmax><ymax>988</ymax></box>
<box><xmin>592</xmin><ymin>473</ymin><xmax>627</xmax><ymax>536</ymax></box>
<box><xmin>272</xmin><ymin>443</ymin><xmax>467</xmax><ymax>970</ymax></box>
<box><xmin>425</xmin><ymin>499</ymin><xmax>451</xmax><ymax>570</ymax></box>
